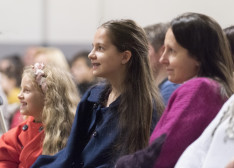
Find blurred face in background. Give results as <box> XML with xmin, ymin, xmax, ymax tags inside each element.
<box><xmin>0</xmin><ymin>59</ymin><xmax>17</xmax><ymax>96</ymax></box>
<box><xmin>34</xmin><ymin>54</ymin><xmax>48</xmax><ymax>64</ymax></box>
<box><xmin>148</xmin><ymin>44</ymin><xmax>165</xmax><ymax>75</ymax></box>
<box><xmin>71</xmin><ymin>57</ymin><xmax>93</xmax><ymax>84</ymax></box>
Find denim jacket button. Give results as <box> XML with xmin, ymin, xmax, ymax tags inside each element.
<box><xmin>92</xmin><ymin>130</ymin><xmax>98</xmax><ymax>137</ymax></box>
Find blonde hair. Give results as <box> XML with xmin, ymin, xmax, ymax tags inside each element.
<box><xmin>33</xmin><ymin>47</ymin><xmax>70</xmax><ymax>71</ymax></box>
<box><xmin>23</xmin><ymin>64</ymin><xmax>80</xmax><ymax>155</ymax></box>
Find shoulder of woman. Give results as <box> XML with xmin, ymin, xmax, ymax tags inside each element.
<box><xmin>175</xmin><ymin>77</ymin><xmax>219</xmax><ymax>94</ymax></box>
<box><xmin>184</xmin><ymin>77</ymin><xmax>218</xmax><ymax>86</ymax></box>
<box><xmin>167</xmin><ymin>77</ymin><xmax>223</xmax><ymax>107</ymax></box>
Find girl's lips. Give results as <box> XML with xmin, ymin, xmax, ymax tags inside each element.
<box><xmin>20</xmin><ymin>102</ymin><xmax>27</xmax><ymax>106</ymax></box>
<box><xmin>92</xmin><ymin>63</ymin><xmax>100</xmax><ymax>69</ymax></box>
<box><xmin>20</xmin><ymin>103</ymin><xmax>27</xmax><ymax>111</ymax></box>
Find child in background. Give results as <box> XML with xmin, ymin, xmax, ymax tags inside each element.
<box><xmin>0</xmin><ymin>63</ymin><xmax>79</xmax><ymax>168</ymax></box>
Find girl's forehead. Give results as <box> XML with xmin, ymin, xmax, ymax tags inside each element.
<box><xmin>21</xmin><ymin>75</ymin><xmax>35</xmax><ymax>86</ymax></box>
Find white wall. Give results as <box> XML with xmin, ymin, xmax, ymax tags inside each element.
<box><xmin>101</xmin><ymin>0</ymin><xmax>234</xmax><ymax>28</ymax></box>
<box><xmin>0</xmin><ymin>0</ymin><xmax>42</xmax><ymax>43</ymax></box>
<box><xmin>45</xmin><ymin>0</ymin><xmax>102</xmax><ymax>43</ymax></box>
<box><xmin>0</xmin><ymin>0</ymin><xmax>233</xmax><ymax>44</ymax></box>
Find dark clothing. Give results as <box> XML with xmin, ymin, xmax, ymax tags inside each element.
<box><xmin>115</xmin><ymin>134</ymin><xmax>166</xmax><ymax>168</ymax></box>
<box><xmin>78</xmin><ymin>81</ymin><xmax>96</xmax><ymax>96</ymax></box>
<box><xmin>32</xmin><ymin>84</ymin><xmax>158</xmax><ymax>168</ymax></box>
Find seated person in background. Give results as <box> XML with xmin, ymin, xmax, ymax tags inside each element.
<box><xmin>0</xmin><ymin>54</ymin><xmax>24</xmax><ymax>129</ymax></box>
<box><xmin>33</xmin><ymin>47</ymin><xmax>70</xmax><ymax>71</ymax></box>
<box><xmin>144</xmin><ymin>23</ymin><xmax>180</xmax><ymax>105</ymax></box>
<box><xmin>23</xmin><ymin>46</ymin><xmax>41</xmax><ymax>66</ymax></box>
<box><xmin>116</xmin><ymin>12</ymin><xmax>234</xmax><ymax>168</ymax></box>
<box><xmin>70</xmin><ymin>51</ymin><xmax>97</xmax><ymax>96</ymax></box>
<box><xmin>0</xmin><ymin>63</ymin><xmax>80</xmax><ymax>168</ymax></box>
<box><xmin>0</xmin><ymin>85</ymin><xmax>8</xmax><ymax>136</ymax></box>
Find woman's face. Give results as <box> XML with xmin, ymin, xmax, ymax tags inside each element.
<box><xmin>160</xmin><ymin>28</ymin><xmax>200</xmax><ymax>84</ymax></box>
<box><xmin>18</xmin><ymin>75</ymin><xmax>44</xmax><ymax>122</ymax></box>
<box><xmin>88</xmin><ymin>28</ymin><xmax>126</xmax><ymax>81</ymax></box>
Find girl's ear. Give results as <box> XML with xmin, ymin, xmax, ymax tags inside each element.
<box><xmin>121</xmin><ymin>50</ymin><xmax>132</xmax><ymax>64</ymax></box>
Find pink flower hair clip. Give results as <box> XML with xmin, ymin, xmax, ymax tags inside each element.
<box><xmin>32</xmin><ymin>63</ymin><xmax>47</xmax><ymax>93</ymax></box>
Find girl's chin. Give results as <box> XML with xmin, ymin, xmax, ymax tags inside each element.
<box><xmin>19</xmin><ymin>110</ymin><xmax>27</xmax><ymax>115</ymax></box>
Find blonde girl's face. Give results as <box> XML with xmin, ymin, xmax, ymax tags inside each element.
<box><xmin>18</xmin><ymin>75</ymin><xmax>44</xmax><ymax>122</ymax></box>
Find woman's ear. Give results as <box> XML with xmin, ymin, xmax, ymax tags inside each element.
<box><xmin>121</xmin><ymin>50</ymin><xmax>132</xmax><ymax>64</ymax></box>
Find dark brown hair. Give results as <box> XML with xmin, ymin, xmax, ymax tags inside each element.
<box><xmin>101</xmin><ymin>19</ymin><xmax>164</xmax><ymax>154</ymax></box>
<box><xmin>171</xmin><ymin>12</ymin><xmax>234</xmax><ymax>97</ymax></box>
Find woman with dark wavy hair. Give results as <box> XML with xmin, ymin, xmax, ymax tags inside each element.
<box><xmin>116</xmin><ymin>12</ymin><xmax>234</xmax><ymax>168</ymax></box>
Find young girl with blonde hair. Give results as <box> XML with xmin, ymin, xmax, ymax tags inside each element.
<box><xmin>0</xmin><ymin>63</ymin><xmax>79</xmax><ymax>168</ymax></box>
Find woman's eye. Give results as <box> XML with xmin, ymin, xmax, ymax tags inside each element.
<box><xmin>98</xmin><ymin>46</ymin><xmax>104</xmax><ymax>51</ymax></box>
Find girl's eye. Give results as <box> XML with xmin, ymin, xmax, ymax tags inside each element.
<box><xmin>23</xmin><ymin>89</ymin><xmax>30</xmax><ymax>93</ymax></box>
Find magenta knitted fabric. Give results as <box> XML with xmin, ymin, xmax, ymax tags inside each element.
<box><xmin>150</xmin><ymin>77</ymin><xmax>227</xmax><ymax>168</ymax></box>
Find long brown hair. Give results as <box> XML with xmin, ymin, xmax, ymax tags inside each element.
<box><xmin>101</xmin><ymin>19</ymin><xmax>165</xmax><ymax>154</ymax></box>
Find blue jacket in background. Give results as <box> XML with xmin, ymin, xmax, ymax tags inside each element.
<box><xmin>159</xmin><ymin>78</ymin><xmax>180</xmax><ymax>105</ymax></box>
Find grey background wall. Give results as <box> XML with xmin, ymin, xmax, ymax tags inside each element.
<box><xmin>0</xmin><ymin>0</ymin><xmax>233</xmax><ymax>61</ymax></box>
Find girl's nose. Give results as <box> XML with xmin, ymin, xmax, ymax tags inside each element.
<box><xmin>88</xmin><ymin>49</ymin><xmax>96</xmax><ymax>60</ymax></box>
<box><xmin>18</xmin><ymin>91</ymin><xmax>23</xmax><ymax>100</ymax></box>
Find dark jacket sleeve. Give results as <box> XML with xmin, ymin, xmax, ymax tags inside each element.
<box><xmin>115</xmin><ymin>134</ymin><xmax>166</xmax><ymax>168</ymax></box>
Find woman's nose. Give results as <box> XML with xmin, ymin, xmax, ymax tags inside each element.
<box><xmin>159</xmin><ymin>51</ymin><xmax>169</xmax><ymax>65</ymax></box>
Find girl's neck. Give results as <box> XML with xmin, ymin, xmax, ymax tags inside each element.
<box><xmin>33</xmin><ymin>119</ymin><xmax>42</xmax><ymax>123</ymax></box>
<box><xmin>105</xmin><ymin>72</ymin><xmax>125</xmax><ymax>107</ymax></box>
<box><xmin>33</xmin><ymin>114</ymin><xmax>42</xmax><ymax>123</ymax></box>
<box><xmin>106</xmin><ymin>85</ymin><xmax>121</xmax><ymax>107</ymax></box>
